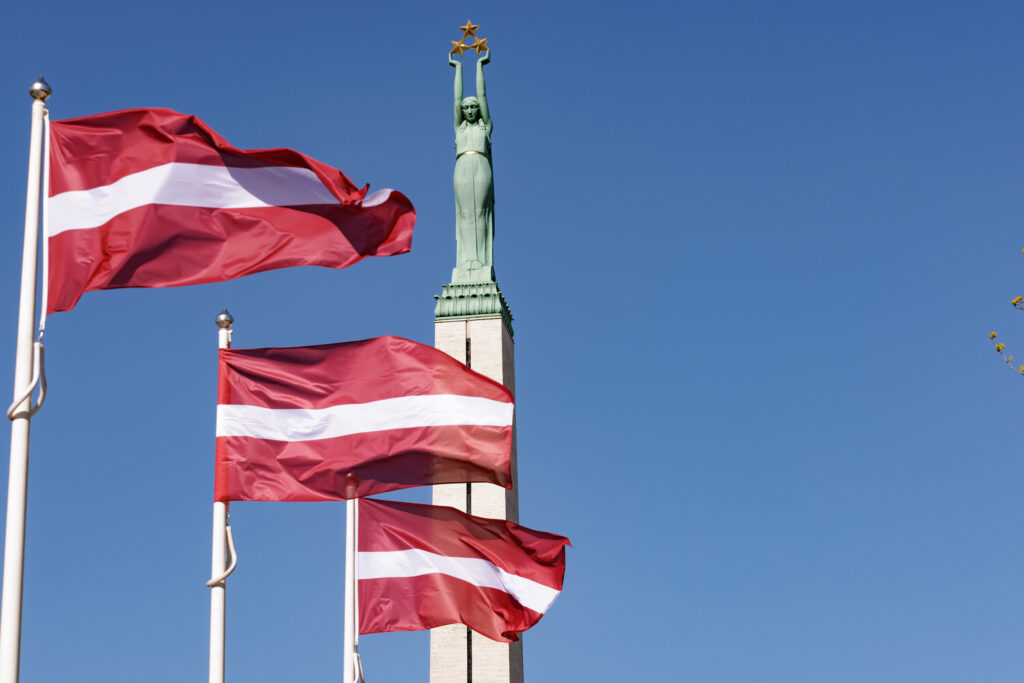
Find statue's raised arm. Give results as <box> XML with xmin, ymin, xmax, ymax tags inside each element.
<box><xmin>476</xmin><ymin>50</ymin><xmax>492</xmax><ymax>134</ymax></box>
<box><xmin>450</xmin><ymin>53</ymin><xmax>464</xmax><ymax>129</ymax></box>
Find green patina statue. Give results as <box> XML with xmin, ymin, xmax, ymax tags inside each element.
<box><xmin>450</xmin><ymin>49</ymin><xmax>494</xmax><ymax>283</ymax></box>
<box><xmin>435</xmin><ymin>33</ymin><xmax>512</xmax><ymax>334</ymax></box>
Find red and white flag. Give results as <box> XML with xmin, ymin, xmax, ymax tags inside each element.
<box><xmin>47</xmin><ymin>108</ymin><xmax>415</xmax><ymax>313</ymax></box>
<box><xmin>215</xmin><ymin>336</ymin><xmax>514</xmax><ymax>501</ymax></box>
<box><xmin>357</xmin><ymin>498</ymin><xmax>569</xmax><ymax>642</ymax></box>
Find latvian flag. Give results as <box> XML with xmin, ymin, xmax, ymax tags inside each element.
<box><xmin>47</xmin><ymin>108</ymin><xmax>415</xmax><ymax>313</ymax></box>
<box><xmin>215</xmin><ymin>336</ymin><xmax>514</xmax><ymax>501</ymax></box>
<box><xmin>357</xmin><ymin>498</ymin><xmax>570</xmax><ymax>642</ymax></box>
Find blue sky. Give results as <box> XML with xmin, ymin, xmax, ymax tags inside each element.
<box><xmin>0</xmin><ymin>1</ymin><xmax>1023</xmax><ymax>681</ymax></box>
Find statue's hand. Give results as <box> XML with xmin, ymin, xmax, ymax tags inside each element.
<box><xmin>479</xmin><ymin>49</ymin><xmax>490</xmax><ymax>65</ymax></box>
<box><xmin>449</xmin><ymin>53</ymin><xmax>459</xmax><ymax>67</ymax></box>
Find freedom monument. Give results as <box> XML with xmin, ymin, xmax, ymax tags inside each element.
<box><xmin>1</xmin><ymin>22</ymin><xmax>565</xmax><ymax>683</ymax></box>
<box><xmin>432</xmin><ymin>21</ymin><xmax>521</xmax><ymax>683</ymax></box>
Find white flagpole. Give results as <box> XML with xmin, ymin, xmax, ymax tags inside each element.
<box><xmin>343</xmin><ymin>497</ymin><xmax>357</xmax><ymax>683</ymax></box>
<box><xmin>0</xmin><ymin>77</ymin><xmax>51</xmax><ymax>683</ymax></box>
<box><xmin>209</xmin><ymin>309</ymin><xmax>234</xmax><ymax>683</ymax></box>
<box><xmin>353</xmin><ymin>497</ymin><xmax>363</xmax><ymax>682</ymax></box>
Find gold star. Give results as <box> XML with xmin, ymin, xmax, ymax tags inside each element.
<box><xmin>459</xmin><ymin>20</ymin><xmax>480</xmax><ymax>38</ymax></box>
<box><xmin>473</xmin><ymin>37</ymin><xmax>489</xmax><ymax>54</ymax></box>
<box><xmin>450</xmin><ymin>40</ymin><xmax>469</xmax><ymax>55</ymax></box>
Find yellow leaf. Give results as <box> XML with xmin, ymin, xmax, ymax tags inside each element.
<box><xmin>991</xmin><ymin>331</ymin><xmax>999</xmax><ymax>339</ymax></box>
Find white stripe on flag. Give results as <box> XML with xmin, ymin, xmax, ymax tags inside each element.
<box><xmin>358</xmin><ymin>548</ymin><xmax>560</xmax><ymax>614</ymax></box>
<box><xmin>359</xmin><ymin>188</ymin><xmax>393</xmax><ymax>208</ymax></box>
<box><xmin>48</xmin><ymin>162</ymin><xmax>338</xmax><ymax>235</ymax></box>
<box><xmin>216</xmin><ymin>394</ymin><xmax>513</xmax><ymax>441</ymax></box>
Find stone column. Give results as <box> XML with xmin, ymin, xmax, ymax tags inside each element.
<box><xmin>429</xmin><ymin>287</ymin><xmax>521</xmax><ymax>683</ymax></box>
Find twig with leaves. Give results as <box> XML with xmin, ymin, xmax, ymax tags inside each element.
<box><xmin>990</xmin><ymin>289</ymin><xmax>1024</xmax><ymax>374</ymax></box>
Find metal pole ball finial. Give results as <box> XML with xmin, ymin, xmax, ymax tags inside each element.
<box><xmin>215</xmin><ymin>308</ymin><xmax>234</xmax><ymax>329</ymax></box>
<box><xmin>29</xmin><ymin>76</ymin><xmax>51</xmax><ymax>101</ymax></box>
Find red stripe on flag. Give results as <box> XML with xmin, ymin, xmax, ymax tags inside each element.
<box><xmin>359</xmin><ymin>573</ymin><xmax>543</xmax><ymax>643</ymax></box>
<box><xmin>48</xmin><ymin>201</ymin><xmax>413</xmax><ymax>313</ymax></box>
<box><xmin>214</xmin><ymin>426</ymin><xmax>512</xmax><ymax>502</ymax></box>
<box><xmin>49</xmin><ymin>108</ymin><xmax>363</xmax><ymax>195</ymax></box>
<box><xmin>219</xmin><ymin>336</ymin><xmax>513</xmax><ymax>409</ymax></box>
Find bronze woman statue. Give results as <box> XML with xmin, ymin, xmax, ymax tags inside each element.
<box><xmin>450</xmin><ymin>49</ymin><xmax>494</xmax><ymax>283</ymax></box>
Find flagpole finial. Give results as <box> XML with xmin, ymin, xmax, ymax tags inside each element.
<box><xmin>29</xmin><ymin>76</ymin><xmax>51</xmax><ymax>101</ymax></box>
<box><xmin>215</xmin><ymin>308</ymin><xmax>234</xmax><ymax>329</ymax></box>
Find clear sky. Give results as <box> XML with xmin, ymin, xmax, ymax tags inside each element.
<box><xmin>0</xmin><ymin>1</ymin><xmax>1022</xmax><ymax>681</ymax></box>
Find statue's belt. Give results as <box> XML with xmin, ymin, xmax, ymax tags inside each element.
<box><xmin>456</xmin><ymin>150</ymin><xmax>487</xmax><ymax>159</ymax></box>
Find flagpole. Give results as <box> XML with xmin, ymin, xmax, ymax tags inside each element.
<box><xmin>343</xmin><ymin>496</ymin><xmax>357</xmax><ymax>683</ymax></box>
<box><xmin>210</xmin><ymin>309</ymin><xmax>233</xmax><ymax>683</ymax></box>
<box><xmin>0</xmin><ymin>77</ymin><xmax>51</xmax><ymax>683</ymax></box>
<box><xmin>353</xmin><ymin>496</ymin><xmax>361</xmax><ymax>681</ymax></box>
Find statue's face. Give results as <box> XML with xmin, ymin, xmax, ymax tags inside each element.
<box><xmin>462</xmin><ymin>101</ymin><xmax>479</xmax><ymax>122</ymax></box>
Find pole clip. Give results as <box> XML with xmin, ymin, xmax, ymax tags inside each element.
<box><xmin>206</xmin><ymin>522</ymin><xmax>238</xmax><ymax>587</ymax></box>
<box><xmin>7</xmin><ymin>341</ymin><xmax>46</xmax><ymax>421</ymax></box>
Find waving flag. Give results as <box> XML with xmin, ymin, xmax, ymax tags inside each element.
<box><xmin>215</xmin><ymin>336</ymin><xmax>514</xmax><ymax>501</ymax></box>
<box><xmin>357</xmin><ymin>498</ymin><xmax>569</xmax><ymax>642</ymax></box>
<box><xmin>47</xmin><ymin>108</ymin><xmax>415</xmax><ymax>313</ymax></box>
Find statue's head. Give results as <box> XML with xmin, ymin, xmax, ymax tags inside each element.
<box><xmin>461</xmin><ymin>97</ymin><xmax>480</xmax><ymax>123</ymax></box>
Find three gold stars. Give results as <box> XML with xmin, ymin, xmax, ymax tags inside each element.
<box><xmin>450</xmin><ymin>19</ymin><xmax>489</xmax><ymax>56</ymax></box>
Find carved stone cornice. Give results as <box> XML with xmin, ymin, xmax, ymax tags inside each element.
<box><xmin>434</xmin><ymin>281</ymin><xmax>513</xmax><ymax>337</ymax></box>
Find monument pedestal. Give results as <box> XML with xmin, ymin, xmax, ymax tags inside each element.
<box><xmin>430</xmin><ymin>292</ymin><xmax>522</xmax><ymax>683</ymax></box>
